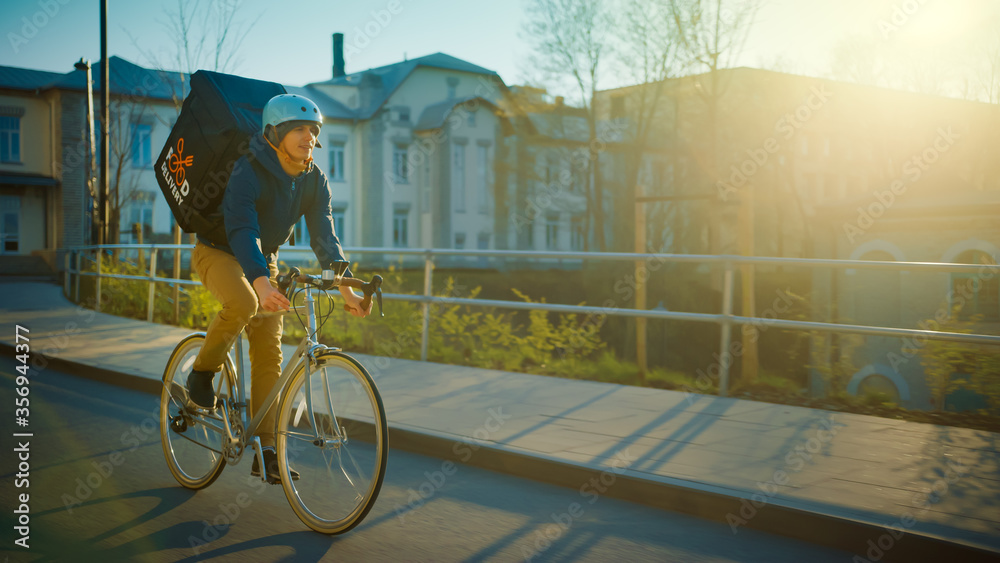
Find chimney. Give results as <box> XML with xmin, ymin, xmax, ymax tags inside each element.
<box><xmin>332</xmin><ymin>33</ymin><xmax>345</xmax><ymax>79</ymax></box>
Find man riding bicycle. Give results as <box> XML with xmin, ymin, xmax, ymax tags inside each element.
<box><xmin>186</xmin><ymin>93</ymin><xmax>372</xmax><ymax>482</ymax></box>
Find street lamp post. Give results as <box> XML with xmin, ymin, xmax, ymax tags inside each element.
<box><xmin>99</xmin><ymin>0</ymin><xmax>109</xmax><ymax>246</ymax></box>
<box><xmin>74</xmin><ymin>58</ymin><xmax>98</xmax><ymax>246</ymax></box>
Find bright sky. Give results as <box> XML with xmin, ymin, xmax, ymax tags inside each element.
<box><xmin>2</xmin><ymin>0</ymin><xmax>998</xmax><ymax>96</ymax></box>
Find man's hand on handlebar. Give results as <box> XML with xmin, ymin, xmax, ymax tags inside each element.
<box><xmin>253</xmin><ymin>276</ymin><xmax>291</xmax><ymax>313</ymax></box>
<box><xmin>340</xmin><ymin>285</ymin><xmax>372</xmax><ymax>318</ymax></box>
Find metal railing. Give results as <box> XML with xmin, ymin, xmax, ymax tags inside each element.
<box><xmin>63</xmin><ymin>244</ymin><xmax>1000</xmax><ymax>396</ymax></box>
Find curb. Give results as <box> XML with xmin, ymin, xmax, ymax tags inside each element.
<box><xmin>3</xmin><ymin>340</ymin><xmax>998</xmax><ymax>562</ymax></box>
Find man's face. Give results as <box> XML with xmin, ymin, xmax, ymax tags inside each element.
<box><xmin>279</xmin><ymin>122</ymin><xmax>320</xmax><ymax>162</ymax></box>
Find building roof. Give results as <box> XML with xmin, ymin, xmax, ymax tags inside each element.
<box><xmin>43</xmin><ymin>56</ymin><xmax>190</xmax><ymax>102</ymax></box>
<box><xmin>309</xmin><ymin>52</ymin><xmax>502</xmax><ymax>119</ymax></box>
<box><xmin>284</xmin><ymin>85</ymin><xmax>357</xmax><ymax>121</ymax></box>
<box><xmin>0</xmin><ymin>172</ymin><xmax>58</xmax><ymax>187</ymax></box>
<box><xmin>0</xmin><ymin>66</ymin><xmax>65</xmax><ymax>91</ymax></box>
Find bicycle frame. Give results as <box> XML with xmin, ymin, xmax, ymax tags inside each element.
<box><xmin>223</xmin><ymin>283</ymin><xmax>341</xmax><ymax>462</ymax></box>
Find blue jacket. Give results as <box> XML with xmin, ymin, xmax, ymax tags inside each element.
<box><xmin>197</xmin><ymin>134</ymin><xmax>350</xmax><ymax>282</ymax></box>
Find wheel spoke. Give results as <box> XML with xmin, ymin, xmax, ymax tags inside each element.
<box><xmin>276</xmin><ymin>351</ymin><xmax>387</xmax><ymax>534</ymax></box>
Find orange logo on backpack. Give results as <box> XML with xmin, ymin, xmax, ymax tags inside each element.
<box><xmin>168</xmin><ymin>138</ymin><xmax>194</xmax><ymax>186</ymax></box>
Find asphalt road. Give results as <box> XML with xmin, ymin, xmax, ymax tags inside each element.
<box><xmin>0</xmin><ymin>356</ymin><xmax>856</xmax><ymax>563</ymax></box>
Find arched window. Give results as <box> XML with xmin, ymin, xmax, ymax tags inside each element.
<box><xmin>951</xmin><ymin>250</ymin><xmax>999</xmax><ymax>321</ymax></box>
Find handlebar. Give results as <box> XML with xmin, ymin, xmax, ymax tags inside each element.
<box><xmin>276</xmin><ymin>266</ymin><xmax>384</xmax><ymax>317</ymax></box>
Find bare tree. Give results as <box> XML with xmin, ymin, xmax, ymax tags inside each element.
<box><xmin>667</xmin><ymin>0</ymin><xmax>764</xmax><ymax>252</ymax></box>
<box><xmin>126</xmin><ymin>0</ymin><xmax>262</xmax><ymax>111</ymax></box>
<box><xmin>105</xmin><ymin>95</ymin><xmax>155</xmax><ymax>246</ymax></box>
<box><xmin>612</xmin><ymin>0</ymin><xmax>684</xmax><ymax>252</ymax></box>
<box><xmin>521</xmin><ymin>0</ymin><xmax>614</xmax><ymax>251</ymax></box>
<box><xmin>975</xmin><ymin>30</ymin><xmax>1000</xmax><ymax>104</ymax></box>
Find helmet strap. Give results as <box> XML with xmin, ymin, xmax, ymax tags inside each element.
<box><xmin>264</xmin><ymin>133</ymin><xmax>313</xmax><ymax>175</ymax></box>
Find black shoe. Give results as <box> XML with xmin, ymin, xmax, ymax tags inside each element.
<box><xmin>186</xmin><ymin>369</ymin><xmax>217</xmax><ymax>409</ymax></box>
<box><xmin>251</xmin><ymin>447</ymin><xmax>299</xmax><ymax>484</ymax></box>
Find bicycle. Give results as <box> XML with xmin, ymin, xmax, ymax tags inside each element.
<box><xmin>158</xmin><ymin>262</ymin><xmax>388</xmax><ymax>534</ymax></box>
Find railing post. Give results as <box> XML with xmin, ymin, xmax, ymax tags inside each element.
<box><xmin>147</xmin><ymin>248</ymin><xmax>157</xmax><ymax>323</ymax></box>
<box><xmin>95</xmin><ymin>248</ymin><xmax>102</xmax><ymax>312</ymax></box>
<box><xmin>74</xmin><ymin>251</ymin><xmax>81</xmax><ymax>302</ymax></box>
<box><xmin>718</xmin><ymin>261</ymin><xmax>735</xmax><ymax>397</ymax></box>
<box><xmin>420</xmin><ymin>250</ymin><xmax>433</xmax><ymax>362</ymax></box>
<box><xmin>173</xmin><ymin>225</ymin><xmax>181</xmax><ymax>325</ymax></box>
<box><xmin>63</xmin><ymin>250</ymin><xmax>70</xmax><ymax>296</ymax></box>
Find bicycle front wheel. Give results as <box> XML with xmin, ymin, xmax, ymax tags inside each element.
<box><xmin>276</xmin><ymin>351</ymin><xmax>388</xmax><ymax>534</ymax></box>
<box><xmin>159</xmin><ymin>333</ymin><xmax>236</xmax><ymax>490</ymax></box>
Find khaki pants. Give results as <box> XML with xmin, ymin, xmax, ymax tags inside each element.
<box><xmin>191</xmin><ymin>242</ymin><xmax>282</xmax><ymax>447</ymax></box>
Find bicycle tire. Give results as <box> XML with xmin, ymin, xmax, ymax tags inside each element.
<box><xmin>159</xmin><ymin>332</ymin><xmax>237</xmax><ymax>490</ymax></box>
<box><xmin>275</xmin><ymin>350</ymin><xmax>388</xmax><ymax>534</ymax></box>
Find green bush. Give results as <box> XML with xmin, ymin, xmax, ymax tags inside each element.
<box><xmin>73</xmin><ymin>256</ymin><xmax>707</xmax><ymax>392</ymax></box>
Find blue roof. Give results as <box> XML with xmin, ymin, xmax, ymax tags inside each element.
<box><xmin>0</xmin><ymin>66</ymin><xmax>65</xmax><ymax>91</ymax></box>
<box><xmin>284</xmin><ymin>85</ymin><xmax>357</xmax><ymax>121</ymax></box>
<box><xmin>42</xmin><ymin>56</ymin><xmax>189</xmax><ymax>101</ymax></box>
<box><xmin>309</xmin><ymin>52</ymin><xmax>502</xmax><ymax>118</ymax></box>
<box><xmin>415</xmin><ymin>96</ymin><xmax>501</xmax><ymax>131</ymax></box>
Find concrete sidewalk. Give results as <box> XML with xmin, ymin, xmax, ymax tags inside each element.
<box><xmin>2</xmin><ymin>280</ymin><xmax>998</xmax><ymax>562</ymax></box>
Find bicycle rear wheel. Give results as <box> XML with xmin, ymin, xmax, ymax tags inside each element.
<box><xmin>276</xmin><ymin>351</ymin><xmax>388</xmax><ymax>534</ymax></box>
<box><xmin>159</xmin><ymin>333</ymin><xmax>236</xmax><ymax>489</ymax></box>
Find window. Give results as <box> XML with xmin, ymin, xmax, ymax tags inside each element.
<box><xmin>571</xmin><ymin>215</ymin><xmax>585</xmax><ymax>251</ymax></box>
<box><xmin>332</xmin><ymin>207</ymin><xmax>346</xmax><ymax>244</ymax></box>
<box><xmin>452</xmin><ymin>143</ymin><xmax>465</xmax><ymax>212</ymax></box>
<box><xmin>454</xmin><ymin>232</ymin><xmax>465</xmax><ymax>249</ymax></box>
<box><xmin>392</xmin><ymin>209</ymin><xmax>409</xmax><ymax>248</ymax></box>
<box><xmin>393</xmin><ymin>145</ymin><xmax>409</xmax><ymax>184</ymax></box>
<box><xmin>398</xmin><ymin>107</ymin><xmax>410</xmax><ymax>122</ymax></box>
<box><xmin>329</xmin><ymin>143</ymin><xmax>345</xmax><ymax>182</ymax></box>
<box><xmin>0</xmin><ymin>116</ymin><xmax>21</xmax><ymax>163</ymax></box>
<box><xmin>125</xmin><ymin>197</ymin><xmax>153</xmax><ymax>242</ymax></box>
<box><xmin>293</xmin><ymin>217</ymin><xmax>310</xmax><ymax>246</ymax></box>
<box><xmin>477</xmin><ymin>232</ymin><xmax>490</xmax><ymax>250</ymax></box>
<box><xmin>545</xmin><ymin>212</ymin><xmax>559</xmax><ymax>250</ymax></box>
<box><xmin>131</xmin><ymin>123</ymin><xmax>152</xmax><ymax>168</ymax></box>
<box><xmin>952</xmin><ymin>250</ymin><xmax>999</xmax><ymax>321</ymax></box>
<box><xmin>477</xmin><ymin>145</ymin><xmax>490</xmax><ymax>213</ymax></box>
<box><xmin>447</xmin><ymin>76</ymin><xmax>459</xmax><ymax>99</ymax></box>
<box><xmin>467</xmin><ymin>110</ymin><xmax>476</xmax><ymax>127</ymax></box>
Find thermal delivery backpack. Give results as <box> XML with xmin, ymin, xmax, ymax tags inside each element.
<box><xmin>155</xmin><ymin>70</ymin><xmax>286</xmax><ymax>244</ymax></box>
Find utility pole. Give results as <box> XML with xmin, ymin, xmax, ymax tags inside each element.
<box><xmin>99</xmin><ymin>0</ymin><xmax>109</xmax><ymax>246</ymax></box>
